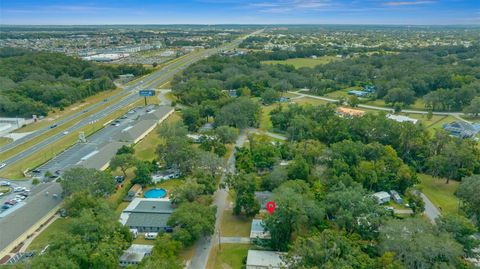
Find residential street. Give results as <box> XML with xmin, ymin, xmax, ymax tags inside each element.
<box><xmin>419</xmin><ymin>192</ymin><xmax>441</xmax><ymax>224</ymax></box>
<box><xmin>188</xmin><ymin>131</ymin><xmax>249</xmax><ymax>269</ymax></box>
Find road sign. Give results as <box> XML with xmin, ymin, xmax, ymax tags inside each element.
<box><xmin>139</xmin><ymin>89</ymin><xmax>155</xmax><ymax>97</ymax></box>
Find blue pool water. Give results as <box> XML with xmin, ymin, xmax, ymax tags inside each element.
<box><xmin>144</xmin><ymin>188</ymin><xmax>167</xmax><ymax>198</ymax></box>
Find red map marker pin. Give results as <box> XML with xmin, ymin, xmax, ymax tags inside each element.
<box><xmin>266</xmin><ymin>201</ymin><xmax>276</xmax><ymax>215</ymax></box>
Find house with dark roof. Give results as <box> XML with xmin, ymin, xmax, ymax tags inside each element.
<box><xmin>119</xmin><ymin>198</ymin><xmax>174</xmax><ymax>232</ymax></box>
<box><xmin>443</xmin><ymin>121</ymin><xmax>480</xmax><ymax>138</ymax></box>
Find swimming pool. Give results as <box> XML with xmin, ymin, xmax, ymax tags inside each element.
<box><xmin>144</xmin><ymin>188</ymin><xmax>167</xmax><ymax>198</ymax></box>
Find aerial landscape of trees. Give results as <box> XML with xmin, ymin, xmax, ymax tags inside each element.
<box><xmin>0</xmin><ymin>47</ymin><xmax>148</xmax><ymax>117</ymax></box>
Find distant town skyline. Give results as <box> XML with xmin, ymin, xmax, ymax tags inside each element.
<box><xmin>0</xmin><ymin>0</ymin><xmax>479</xmax><ymax>25</ymax></box>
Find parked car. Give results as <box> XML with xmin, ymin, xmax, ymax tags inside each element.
<box><xmin>13</xmin><ymin>187</ymin><xmax>25</xmax><ymax>192</ymax></box>
<box><xmin>145</xmin><ymin>233</ymin><xmax>158</xmax><ymax>240</ymax></box>
<box><xmin>0</xmin><ymin>163</ymin><xmax>6</xmax><ymax>169</ymax></box>
<box><xmin>5</xmin><ymin>200</ymin><xmax>17</xmax><ymax>205</ymax></box>
<box><xmin>50</xmin><ymin>124</ymin><xmax>58</xmax><ymax>128</ymax></box>
<box><xmin>0</xmin><ymin>181</ymin><xmax>11</xmax><ymax>186</ymax></box>
<box><xmin>115</xmin><ymin>176</ymin><xmax>125</xmax><ymax>183</ymax></box>
<box><xmin>15</xmin><ymin>195</ymin><xmax>26</xmax><ymax>200</ymax></box>
<box><xmin>13</xmin><ymin>198</ymin><xmax>22</xmax><ymax>203</ymax></box>
<box><xmin>1</xmin><ymin>204</ymin><xmax>11</xmax><ymax>210</ymax></box>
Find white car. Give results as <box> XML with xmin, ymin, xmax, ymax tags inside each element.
<box><xmin>14</xmin><ymin>187</ymin><xmax>24</xmax><ymax>192</ymax></box>
<box><xmin>63</xmin><ymin>131</ymin><xmax>69</xmax><ymax>135</ymax></box>
<box><xmin>15</xmin><ymin>195</ymin><xmax>26</xmax><ymax>200</ymax></box>
<box><xmin>145</xmin><ymin>232</ymin><xmax>158</xmax><ymax>240</ymax></box>
<box><xmin>13</xmin><ymin>198</ymin><xmax>22</xmax><ymax>203</ymax></box>
<box><xmin>0</xmin><ymin>181</ymin><xmax>11</xmax><ymax>186</ymax></box>
<box><xmin>0</xmin><ymin>163</ymin><xmax>6</xmax><ymax>169</ymax></box>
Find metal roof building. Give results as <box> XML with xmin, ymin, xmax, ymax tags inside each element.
<box><xmin>250</xmin><ymin>219</ymin><xmax>271</xmax><ymax>241</ymax></box>
<box><xmin>119</xmin><ymin>198</ymin><xmax>174</xmax><ymax>233</ymax></box>
<box><xmin>246</xmin><ymin>250</ymin><xmax>286</xmax><ymax>269</ymax></box>
<box><xmin>119</xmin><ymin>244</ymin><xmax>154</xmax><ymax>267</ymax></box>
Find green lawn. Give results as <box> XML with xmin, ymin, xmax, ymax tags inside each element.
<box><xmin>27</xmin><ymin>218</ymin><xmax>71</xmax><ymax>251</ymax></box>
<box><xmin>134</xmin><ymin>112</ymin><xmax>180</xmax><ymax>161</ymax></box>
<box><xmin>364</xmin><ymin>98</ymin><xmax>427</xmax><ymax>111</ymax></box>
<box><xmin>207</xmin><ymin>244</ymin><xmax>251</xmax><ymax>269</ymax></box>
<box><xmin>220</xmin><ymin>209</ymin><xmax>253</xmax><ymax>237</ymax></box>
<box><xmin>0</xmin><ymin>137</ymin><xmax>12</xmax><ymax>147</ymax></box>
<box><xmin>417</xmin><ymin>174</ymin><xmax>460</xmax><ymax>215</ymax></box>
<box><xmin>292</xmin><ymin>97</ymin><xmax>330</xmax><ymax>106</ymax></box>
<box><xmin>261</xmin><ymin>56</ymin><xmax>339</xmax><ymax>68</ymax></box>
<box><xmin>260</xmin><ymin>104</ymin><xmax>281</xmax><ymax>131</ymax></box>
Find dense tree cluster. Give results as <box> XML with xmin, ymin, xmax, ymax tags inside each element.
<box><xmin>270</xmin><ymin>104</ymin><xmax>480</xmax><ymax>181</ymax></box>
<box><xmin>0</xmin><ymin>48</ymin><xmax>148</xmax><ymax>117</ymax></box>
<box><xmin>172</xmin><ymin>45</ymin><xmax>479</xmax><ymax>112</ymax></box>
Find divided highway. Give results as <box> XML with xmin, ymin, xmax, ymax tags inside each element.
<box><xmin>0</xmin><ymin>29</ymin><xmax>262</xmax><ymax>176</ymax></box>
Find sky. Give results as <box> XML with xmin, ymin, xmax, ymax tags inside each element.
<box><xmin>0</xmin><ymin>0</ymin><xmax>479</xmax><ymax>25</ymax></box>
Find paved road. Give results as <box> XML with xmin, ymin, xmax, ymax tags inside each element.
<box><xmin>288</xmin><ymin>91</ymin><xmax>471</xmax><ymax>121</ymax></box>
<box><xmin>419</xmin><ymin>192</ymin><xmax>441</xmax><ymax>223</ymax></box>
<box><xmin>0</xmin><ymin>29</ymin><xmax>263</xmax><ymax>258</ymax></box>
<box><xmin>0</xmin><ymin>30</ymin><xmax>263</xmax><ymax>177</ymax></box>
<box><xmin>0</xmin><ymin>182</ymin><xmax>62</xmax><ymax>253</ymax></box>
<box><xmin>188</xmin><ymin>131</ymin><xmax>249</xmax><ymax>269</ymax></box>
<box><xmin>220</xmin><ymin>237</ymin><xmax>250</xmax><ymax>244</ymax></box>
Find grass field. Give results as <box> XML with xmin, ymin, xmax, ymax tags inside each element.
<box><xmin>260</xmin><ymin>104</ymin><xmax>283</xmax><ymax>131</ymax></box>
<box><xmin>207</xmin><ymin>243</ymin><xmax>250</xmax><ymax>269</ymax></box>
<box><xmin>220</xmin><ymin>209</ymin><xmax>252</xmax><ymax>237</ymax></box>
<box><xmin>27</xmin><ymin>218</ymin><xmax>71</xmax><ymax>251</ymax></box>
<box><xmin>0</xmin><ymin>137</ymin><xmax>12</xmax><ymax>147</ymax></box>
<box><xmin>261</xmin><ymin>56</ymin><xmax>339</xmax><ymax>68</ymax></box>
<box><xmin>365</xmin><ymin>98</ymin><xmax>427</xmax><ymax>111</ymax></box>
<box><xmin>417</xmin><ymin>174</ymin><xmax>460</xmax><ymax>215</ymax></box>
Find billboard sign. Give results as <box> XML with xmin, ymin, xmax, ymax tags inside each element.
<box><xmin>139</xmin><ymin>89</ymin><xmax>155</xmax><ymax>97</ymax></box>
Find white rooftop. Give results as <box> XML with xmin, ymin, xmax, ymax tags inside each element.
<box><xmin>386</xmin><ymin>114</ymin><xmax>418</xmax><ymax>124</ymax></box>
<box><xmin>246</xmin><ymin>250</ymin><xmax>286</xmax><ymax>268</ymax></box>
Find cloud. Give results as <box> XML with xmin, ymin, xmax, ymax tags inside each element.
<box><xmin>249</xmin><ymin>0</ymin><xmax>331</xmax><ymax>13</ymax></box>
<box><xmin>383</xmin><ymin>1</ymin><xmax>436</xmax><ymax>6</ymax></box>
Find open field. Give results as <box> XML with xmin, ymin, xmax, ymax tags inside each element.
<box><xmin>134</xmin><ymin>112</ymin><xmax>180</xmax><ymax>161</ymax></box>
<box><xmin>220</xmin><ymin>209</ymin><xmax>252</xmax><ymax>237</ymax></box>
<box><xmin>261</xmin><ymin>56</ymin><xmax>339</xmax><ymax>68</ymax></box>
<box><xmin>260</xmin><ymin>104</ymin><xmax>282</xmax><ymax>131</ymax></box>
<box><xmin>27</xmin><ymin>218</ymin><xmax>71</xmax><ymax>252</ymax></box>
<box><xmin>365</xmin><ymin>98</ymin><xmax>427</xmax><ymax>111</ymax></box>
<box><xmin>0</xmin><ymin>137</ymin><xmax>12</xmax><ymax>147</ymax></box>
<box><xmin>207</xmin><ymin>243</ymin><xmax>251</xmax><ymax>269</ymax></box>
<box><xmin>417</xmin><ymin>174</ymin><xmax>459</xmax><ymax>215</ymax></box>
<box><xmin>324</xmin><ymin>87</ymin><xmax>360</xmax><ymax>99</ymax></box>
